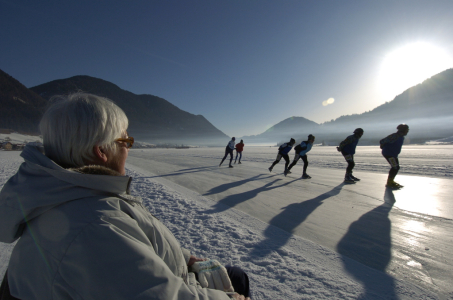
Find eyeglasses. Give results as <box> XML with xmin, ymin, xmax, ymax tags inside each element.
<box><xmin>114</xmin><ymin>136</ymin><xmax>134</xmax><ymax>149</ymax></box>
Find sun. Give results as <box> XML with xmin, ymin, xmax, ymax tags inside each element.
<box><xmin>377</xmin><ymin>42</ymin><xmax>453</xmax><ymax>101</ymax></box>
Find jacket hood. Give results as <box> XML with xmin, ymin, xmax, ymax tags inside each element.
<box><xmin>0</xmin><ymin>145</ymin><xmax>133</xmax><ymax>243</ymax></box>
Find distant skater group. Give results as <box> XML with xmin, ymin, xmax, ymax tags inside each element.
<box><xmin>219</xmin><ymin>137</ymin><xmax>245</xmax><ymax>168</ymax></box>
<box><xmin>221</xmin><ymin>123</ymin><xmax>409</xmax><ymax>189</ymax></box>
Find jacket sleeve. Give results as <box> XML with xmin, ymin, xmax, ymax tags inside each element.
<box><xmin>54</xmin><ymin>214</ymin><xmax>230</xmax><ymax>300</ymax></box>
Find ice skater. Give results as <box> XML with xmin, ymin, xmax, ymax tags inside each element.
<box><xmin>285</xmin><ymin>134</ymin><xmax>315</xmax><ymax>179</ymax></box>
<box><xmin>380</xmin><ymin>124</ymin><xmax>409</xmax><ymax>189</ymax></box>
<box><xmin>219</xmin><ymin>137</ymin><xmax>236</xmax><ymax>168</ymax></box>
<box><xmin>269</xmin><ymin>138</ymin><xmax>296</xmax><ymax>173</ymax></box>
<box><xmin>337</xmin><ymin>128</ymin><xmax>364</xmax><ymax>183</ymax></box>
<box><xmin>234</xmin><ymin>139</ymin><xmax>244</xmax><ymax>164</ymax></box>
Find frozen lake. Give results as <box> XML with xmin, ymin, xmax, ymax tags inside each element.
<box><xmin>126</xmin><ymin>145</ymin><xmax>453</xmax><ymax>298</ymax></box>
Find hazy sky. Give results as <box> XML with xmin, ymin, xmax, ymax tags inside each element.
<box><xmin>2</xmin><ymin>0</ymin><xmax>453</xmax><ymax>137</ymax></box>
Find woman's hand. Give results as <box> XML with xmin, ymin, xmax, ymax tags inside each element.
<box><xmin>187</xmin><ymin>255</ymin><xmax>206</xmax><ymax>267</ymax></box>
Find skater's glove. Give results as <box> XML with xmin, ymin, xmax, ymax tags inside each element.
<box><xmin>190</xmin><ymin>259</ymin><xmax>234</xmax><ymax>292</ymax></box>
<box><xmin>336</xmin><ymin>147</ymin><xmax>341</xmax><ymax>152</ymax></box>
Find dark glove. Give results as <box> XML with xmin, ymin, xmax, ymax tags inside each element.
<box><xmin>336</xmin><ymin>147</ymin><xmax>341</xmax><ymax>152</ymax></box>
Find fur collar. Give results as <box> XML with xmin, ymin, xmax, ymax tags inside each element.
<box><xmin>69</xmin><ymin>165</ymin><xmax>123</xmax><ymax>176</ymax></box>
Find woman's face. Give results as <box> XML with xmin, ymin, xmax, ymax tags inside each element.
<box><xmin>108</xmin><ymin>144</ymin><xmax>129</xmax><ymax>175</ymax></box>
<box><xmin>107</xmin><ymin>132</ymin><xmax>130</xmax><ymax>175</ymax></box>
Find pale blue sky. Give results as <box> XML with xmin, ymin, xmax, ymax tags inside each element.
<box><xmin>1</xmin><ymin>0</ymin><xmax>453</xmax><ymax>137</ymax></box>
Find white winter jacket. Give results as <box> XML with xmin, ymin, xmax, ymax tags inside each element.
<box><xmin>0</xmin><ymin>145</ymin><xmax>230</xmax><ymax>300</ymax></box>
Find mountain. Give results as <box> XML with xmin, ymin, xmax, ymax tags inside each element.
<box><xmin>0</xmin><ymin>69</ymin><xmax>47</xmax><ymax>134</ymax></box>
<box><xmin>321</xmin><ymin>68</ymin><xmax>453</xmax><ymax>143</ymax></box>
<box><xmin>29</xmin><ymin>75</ymin><xmax>229</xmax><ymax>145</ymax></box>
<box><xmin>245</xmin><ymin>68</ymin><xmax>453</xmax><ymax>145</ymax></box>
<box><xmin>242</xmin><ymin>116</ymin><xmax>320</xmax><ymax>144</ymax></box>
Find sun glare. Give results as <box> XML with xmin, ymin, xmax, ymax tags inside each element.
<box><xmin>378</xmin><ymin>42</ymin><xmax>453</xmax><ymax>101</ymax></box>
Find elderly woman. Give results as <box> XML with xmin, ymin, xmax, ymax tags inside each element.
<box><xmin>0</xmin><ymin>93</ymin><xmax>250</xmax><ymax>300</ymax></box>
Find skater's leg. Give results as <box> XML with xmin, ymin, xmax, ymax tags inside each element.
<box><xmin>234</xmin><ymin>152</ymin><xmax>239</xmax><ymax>163</ymax></box>
<box><xmin>270</xmin><ymin>160</ymin><xmax>279</xmax><ymax>169</ymax></box>
<box><xmin>238</xmin><ymin>152</ymin><xmax>242</xmax><ymax>163</ymax></box>
<box><xmin>219</xmin><ymin>154</ymin><xmax>228</xmax><ymax>166</ymax></box>
<box><xmin>287</xmin><ymin>154</ymin><xmax>300</xmax><ymax>171</ymax></box>
<box><xmin>228</xmin><ymin>150</ymin><xmax>234</xmax><ymax>166</ymax></box>
<box><xmin>269</xmin><ymin>154</ymin><xmax>282</xmax><ymax>171</ymax></box>
<box><xmin>347</xmin><ymin>160</ymin><xmax>355</xmax><ymax>174</ymax></box>
<box><xmin>342</xmin><ymin>154</ymin><xmax>355</xmax><ymax>180</ymax></box>
<box><xmin>343</xmin><ymin>154</ymin><xmax>355</xmax><ymax>174</ymax></box>
<box><xmin>283</xmin><ymin>154</ymin><xmax>290</xmax><ymax>171</ymax></box>
<box><xmin>385</xmin><ymin>156</ymin><xmax>400</xmax><ymax>182</ymax></box>
<box><xmin>220</xmin><ymin>148</ymin><xmax>229</xmax><ymax>166</ymax></box>
<box><xmin>301</xmin><ymin>155</ymin><xmax>308</xmax><ymax>175</ymax></box>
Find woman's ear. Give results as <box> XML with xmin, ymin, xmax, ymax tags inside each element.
<box><xmin>92</xmin><ymin>145</ymin><xmax>108</xmax><ymax>163</ymax></box>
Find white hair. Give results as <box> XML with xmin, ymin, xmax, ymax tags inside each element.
<box><xmin>39</xmin><ymin>92</ymin><xmax>128</xmax><ymax>168</ymax></box>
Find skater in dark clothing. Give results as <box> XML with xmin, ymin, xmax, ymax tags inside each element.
<box><xmin>219</xmin><ymin>137</ymin><xmax>236</xmax><ymax>168</ymax></box>
<box><xmin>269</xmin><ymin>138</ymin><xmax>296</xmax><ymax>173</ymax></box>
<box><xmin>337</xmin><ymin>128</ymin><xmax>364</xmax><ymax>183</ymax></box>
<box><xmin>380</xmin><ymin>124</ymin><xmax>409</xmax><ymax>189</ymax></box>
<box><xmin>285</xmin><ymin>134</ymin><xmax>315</xmax><ymax>179</ymax></box>
<box><xmin>234</xmin><ymin>140</ymin><xmax>245</xmax><ymax>164</ymax></box>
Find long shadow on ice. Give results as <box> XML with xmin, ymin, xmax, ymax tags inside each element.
<box><xmin>135</xmin><ymin>166</ymin><xmax>217</xmax><ymax>179</ymax></box>
<box><xmin>336</xmin><ymin>188</ymin><xmax>397</xmax><ymax>299</ymax></box>
<box><xmin>249</xmin><ymin>183</ymin><xmax>345</xmax><ymax>258</ymax></box>
<box><xmin>203</xmin><ymin>174</ymin><xmax>276</xmax><ymax>196</ymax></box>
<box><xmin>204</xmin><ymin>178</ymin><xmax>298</xmax><ymax>215</ymax></box>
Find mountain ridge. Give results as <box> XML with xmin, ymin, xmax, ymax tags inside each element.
<box><xmin>28</xmin><ymin>75</ymin><xmax>229</xmax><ymax>144</ymax></box>
<box><xmin>243</xmin><ymin>68</ymin><xmax>453</xmax><ymax>145</ymax></box>
<box><xmin>0</xmin><ymin>69</ymin><xmax>48</xmax><ymax>134</ymax></box>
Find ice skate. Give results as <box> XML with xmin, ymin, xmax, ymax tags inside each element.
<box><xmin>386</xmin><ymin>181</ymin><xmax>403</xmax><ymax>189</ymax></box>
<box><xmin>229</xmin><ymin>165</ymin><xmax>233</xmax><ymax>168</ymax></box>
<box><xmin>302</xmin><ymin>174</ymin><xmax>311</xmax><ymax>179</ymax></box>
<box><xmin>234</xmin><ymin>161</ymin><xmax>237</xmax><ymax>164</ymax></box>
<box><xmin>284</xmin><ymin>169</ymin><xmax>289</xmax><ymax>176</ymax></box>
<box><xmin>268</xmin><ymin>167</ymin><xmax>273</xmax><ymax>172</ymax></box>
<box><xmin>350</xmin><ymin>174</ymin><xmax>360</xmax><ymax>181</ymax></box>
<box><xmin>238</xmin><ymin>161</ymin><xmax>241</xmax><ymax>164</ymax></box>
<box><xmin>344</xmin><ymin>174</ymin><xmax>356</xmax><ymax>184</ymax></box>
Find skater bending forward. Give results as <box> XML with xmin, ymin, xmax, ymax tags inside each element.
<box><xmin>269</xmin><ymin>138</ymin><xmax>296</xmax><ymax>173</ymax></box>
<box><xmin>380</xmin><ymin>124</ymin><xmax>409</xmax><ymax>189</ymax></box>
<box><xmin>0</xmin><ymin>93</ymin><xmax>251</xmax><ymax>300</ymax></box>
<box><xmin>220</xmin><ymin>137</ymin><xmax>236</xmax><ymax>168</ymax></box>
<box><xmin>337</xmin><ymin>128</ymin><xmax>363</xmax><ymax>183</ymax></box>
<box><xmin>285</xmin><ymin>134</ymin><xmax>315</xmax><ymax>178</ymax></box>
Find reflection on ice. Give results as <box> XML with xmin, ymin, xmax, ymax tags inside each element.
<box><xmin>389</xmin><ymin>175</ymin><xmax>451</xmax><ymax>219</ymax></box>
<box><xmin>407</xmin><ymin>260</ymin><xmax>423</xmax><ymax>269</ymax></box>
<box><xmin>401</xmin><ymin>220</ymin><xmax>426</xmax><ymax>247</ymax></box>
